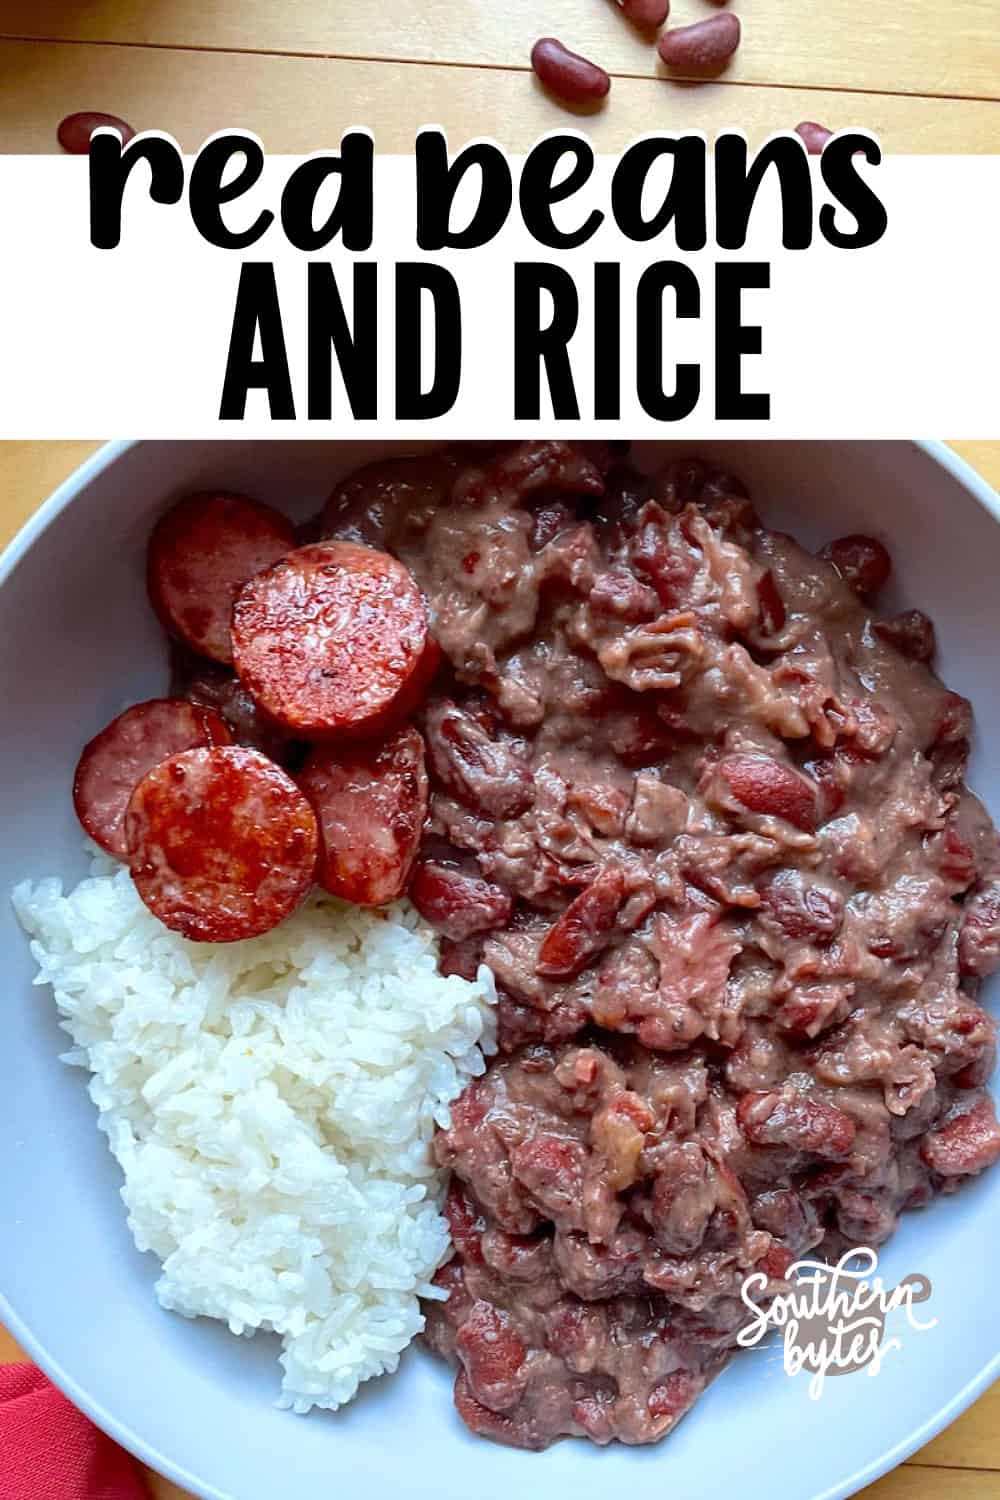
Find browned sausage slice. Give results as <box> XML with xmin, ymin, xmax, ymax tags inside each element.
<box><xmin>73</xmin><ymin>698</ymin><xmax>233</xmax><ymax>859</ymax></box>
<box><xmin>297</xmin><ymin>727</ymin><xmax>428</xmax><ymax>905</ymax></box>
<box><xmin>125</xmin><ymin>745</ymin><xmax>318</xmax><ymax>942</ymax></box>
<box><xmin>148</xmin><ymin>492</ymin><xmax>296</xmax><ymax>664</ymax></box>
<box><xmin>231</xmin><ymin>541</ymin><xmax>430</xmax><ymax>737</ymax></box>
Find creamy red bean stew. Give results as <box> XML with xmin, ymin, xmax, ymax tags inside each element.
<box><xmin>73</xmin><ymin>443</ymin><xmax>1000</xmax><ymax>1450</ymax></box>
<box><xmin>322</xmin><ymin>444</ymin><xmax>1000</xmax><ymax>1449</ymax></box>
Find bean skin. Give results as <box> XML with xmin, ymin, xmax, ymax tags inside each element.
<box><xmin>531</xmin><ymin>38</ymin><xmax>611</xmax><ymax>105</ymax></box>
<box><xmin>619</xmin><ymin>0</ymin><xmax>670</xmax><ymax>27</ymax></box>
<box><xmin>795</xmin><ymin>121</ymin><xmax>834</xmax><ymax>155</ymax></box>
<box><xmin>57</xmin><ymin>111</ymin><xmax>135</xmax><ymax>154</ymax></box>
<box><xmin>658</xmin><ymin>14</ymin><xmax>741</xmax><ymax>74</ymax></box>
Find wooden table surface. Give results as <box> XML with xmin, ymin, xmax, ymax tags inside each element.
<box><xmin>0</xmin><ymin>0</ymin><xmax>998</xmax><ymax>151</ymax></box>
<box><xmin>1</xmin><ymin>440</ymin><xmax>999</xmax><ymax>1500</ymax></box>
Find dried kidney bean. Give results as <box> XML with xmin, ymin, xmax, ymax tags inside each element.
<box><xmin>658</xmin><ymin>14</ymin><xmax>741</xmax><ymax>74</ymax></box>
<box><xmin>795</xmin><ymin>122</ymin><xmax>833</xmax><ymax>155</ymax></box>
<box><xmin>530</xmin><ymin>39</ymin><xmax>611</xmax><ymax>106</ymax></box>
<box><xmin>58</xmin><ymin>111</ymin><xmax>135</xmax><ymax>153</ymax></box>
<box><xmin>619</xmin><ymin>0</ymin><xmax>670</xmax><ymax>26</ymax></box>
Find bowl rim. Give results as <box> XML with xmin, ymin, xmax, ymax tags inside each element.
<box><xmin>1</xmin><ymin>437</ymin><xmax>998</xmax><ymax>1500</ymax></box>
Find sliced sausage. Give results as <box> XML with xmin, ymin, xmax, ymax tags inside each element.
<box><xmin>148</xmin><ymin>491</ymin><xmax>296</xmax><ymax>664</ymax></box>
<box><xmin>73</xmin><ymin>698</ymin><xmax>233</xmax><ymax>859</ymax></box>
<box><xmin>125</xmin><ymin>746</ymin><xmax>318</xmax><ymax>942</ymax></box>
<box><xmin>297</xmin><ymin>727</ymin><xmax>428</xmax><ymax>906</ymax></box>
<box><xmin>232</xmin><ymin>541</ymin><xmax>430</xmax><ymax>737</ymax></box>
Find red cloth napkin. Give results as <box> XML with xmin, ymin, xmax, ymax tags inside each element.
<box><xmin>0</xmin><ymin>1363</ymin><xmax>148</xmax><ymax>1500</ymax></box>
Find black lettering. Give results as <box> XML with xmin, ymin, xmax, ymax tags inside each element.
<box><xmin>189</xmin><ymin>133</ymin><xmax>273</xmax><ymax>250</ymax></box>
<box><xmin>715</xmin><ymin>136</ymin><xmax>812</xmax><ymax>251</ymax></box>
<box><xmin>594</xmin><ymin>263</ymin><xmax>621</xmax><ymax>421</ymax></box>
<box><xmin>513</xmin><ymin>263</ymin><xmax>580</xmax><ymax>420</ymax></box>
<box><xmin>819</xmin><ymin>135</ymin><xmax>887</xmax><ymax>249</ymax></box>
<box><xmin>518</xmin><ymin>136</ymin><xmax>602</xmax><ymax>250</ymax></box>
<box><xmin>415</xmin><ymin>129</ymin><xmax>513</xmax><ymax>250</ymax></box>
<box><xmin>219</xmin><ymin>263</ymin><xmax>294</xmax><ymax>420</ymax></box>
<box><xmin>89</xmin><ymin>133</ymin><xmax>184</xmax><ymax>250</ymax></box>
<box><xmin>611</xmin><ymin>138</ymin><xmax>707</xmax><ymax>251</ymax></box>
<box><xmin>636</xmin><ymin>262</ymin><xmax>700</xmax><ymax>422</ymax></box>
<box><xmin>307</xmin><ymin>263</ymin><xmax>377</xmax><ymax>420</ymax></box>
<box><xmin>394</xmin><ymin>263</ymin><xmax>462</xmax><ymax>419</ymax></box>
<box><xmin>715</xmin><ymin>262</ymin><xmax>769</xmax><ymax>419</ymax></box>
<box><xmin>282</xmin><ymin>132</ymin><xmax>374</xmax><ymax>252</ymax></box>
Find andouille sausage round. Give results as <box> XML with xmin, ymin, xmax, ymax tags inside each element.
<box><xmin>297</xmin><ymin>726</ymin><xmax>428</xmax><ymax>906</ymax></box>
<box><xmin>231</xmin><ymin>541</ymin><xmax>431</xmax><ymax>737</ymax></box>
<box><xmin>147</xmin><ymin>491</ymin><xmax>296</xmax><ymax>664</ymax></box>
<box><xmin>73</xmin><ymin>697</ymin><xmax>233</xmax><ymax>859</ymax></box>
<box><xmin>124</xmin><ymin>745</ymin><xmax>318</xmax><ymax>942</ymax></box>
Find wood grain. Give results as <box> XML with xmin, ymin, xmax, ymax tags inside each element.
<box><xmin>0</xmin><ymin>41</ymin><xmax>998</xmax><ymax>154</ymax></box>
<box><xmin>0</xmin><ymin>436</ymin><xmax>997</xmax><ymax>1500</ymax></box>
<box><xmin>0</xmin><ymin>0</ymin><xmax>998</xmax><ymax>103</ymax></box>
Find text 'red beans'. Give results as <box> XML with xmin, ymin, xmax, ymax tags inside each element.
<box><xmin>658</xmin><ymin>14</ymin><xmax>741</xmax><ymax>74</ymax></box>
<box><xmin>57</xmin><ymin>112</ymin><xmax>135</xmax><ymax>154</ymax></box>
<box><xmin>530</xmin><ymin>39</ymin><xmax>611</xmax><ymax>106</ymax></box>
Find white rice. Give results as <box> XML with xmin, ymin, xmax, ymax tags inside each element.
<box><xmin>12</xmin><ymin>850</ymin><xmax>496</xmax><ymax>1413</ymax></box>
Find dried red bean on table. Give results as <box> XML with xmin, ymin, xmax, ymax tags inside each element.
<box><xmin>57</xmin><ymin>111</ymin><xmax>135</xmax><ymax>154</ymax></box>
<box><xmin>618</xmin><ymin>0</ymin><xmax>671</xmax><ymax>27</ymax></box>
<box><xmin>795</xmin><ymin>122</ymin><xmax>834</xmax><ymax>154</ymax></box>
<box><xmin>658</xmin><ymin>14</ymin><xmax>741</xmax><ymax>74</ymax></box>
<box><xmin>530</xmin><ymin>38</ymin><xmax>612</xmax><ymax>106</ymax></box>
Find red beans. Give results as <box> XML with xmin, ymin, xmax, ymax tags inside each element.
<box><xmin>530</xmin><ymin>38</ymin><xmax>611</xmax><ymax>106</ymax></box>
<box><xmin>874</xmin><ymin>609</ymin><xmax>936</xmax><ymax>663</ymax></box>
<box><xmin>455</xmin><ymin>1302</ymin><xmax>529</xmax><ymax>1412</ymax></box>
<box><xmin>125</xmin><ymin>746</ymin><xmax>318</xmax><ymax>943</ymax></box>
<box><xmin>411</xmin><ymin>861</ymin><xmax>513</xmax><ymax>942</ymax></box>
<box><xmin>716</xmin><ymin>754</ymin><xmax>820</xmax><ymax>833</ymax></box>
<box><xmin>73</xmin><ymin>699</ymin><xmax>233</xmax><ymax>860</ymax></box>
<box><xmin>758</xmin><ymin>870</ymin><xmax>844</xmax><ymax>944</ymax></box>
<box><xmin>297</xmin><ymin>727</ymin><xmax>428</xmax><ymax>907</ymax></box>
<box><xmin>658</xmin><ymin>14</ymin><xmax>741</xmax><ymax>74</ymax></box>
<box><xmin>920</xmin><ymin>1096</ymin><xmax>1000</xmax><ymax>1178</ymax></box>
<box><xmin>425</xmin><ymin>700</ymin><xmax>534</xmax><ymax>820</ymax></box>
<box><xmin>820</xmin><ymin>534</ymin><xmax>892</xmax><ymax>596</ymax></box>
<box><xmin>958</xmin><ymin>882</ymin><xmax>1000</xmax><ymax>979</ymax></box>
<box><xmin>757</xmin><ymin>570</ymin><xmax>787</xmax><ymax>634</ymax></box>
<box><xmin>232</xmin><ymin>541</ymin><xmax>429</xmax><ymax>737</ymax></box>
<box><xmin>795</xmin><ymin>121</ymin><xmax>834</xmax><ymax>155</ymax></box>
<box><xmin>536</xmin><ymin>866</ymin><xmax>626</xmax><ymax>979</ymax></box>
<box><xmin>737</xmin><ymin>1090</ymin><xmax>856</xmax><ymax>1159</ymax></box>
<box><xmin>148</xmin><ymin>492</ymin><xmax>296</xmax><ymax>665</ymax></box>
<box><xmin>620</xmin><ymin>0</ymin><xmax>671</xmax><ymax>26</ymax></box>
<box><xmin>57</xmin><ymin>111</ymin><xmax>135</xmax><ymax>154</ymax></box>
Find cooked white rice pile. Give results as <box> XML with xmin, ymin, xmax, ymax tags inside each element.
<box><xmin>12</xmin><ymin>851</ymin><xmax>496</xmax><ymax>1413</ymax></box>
